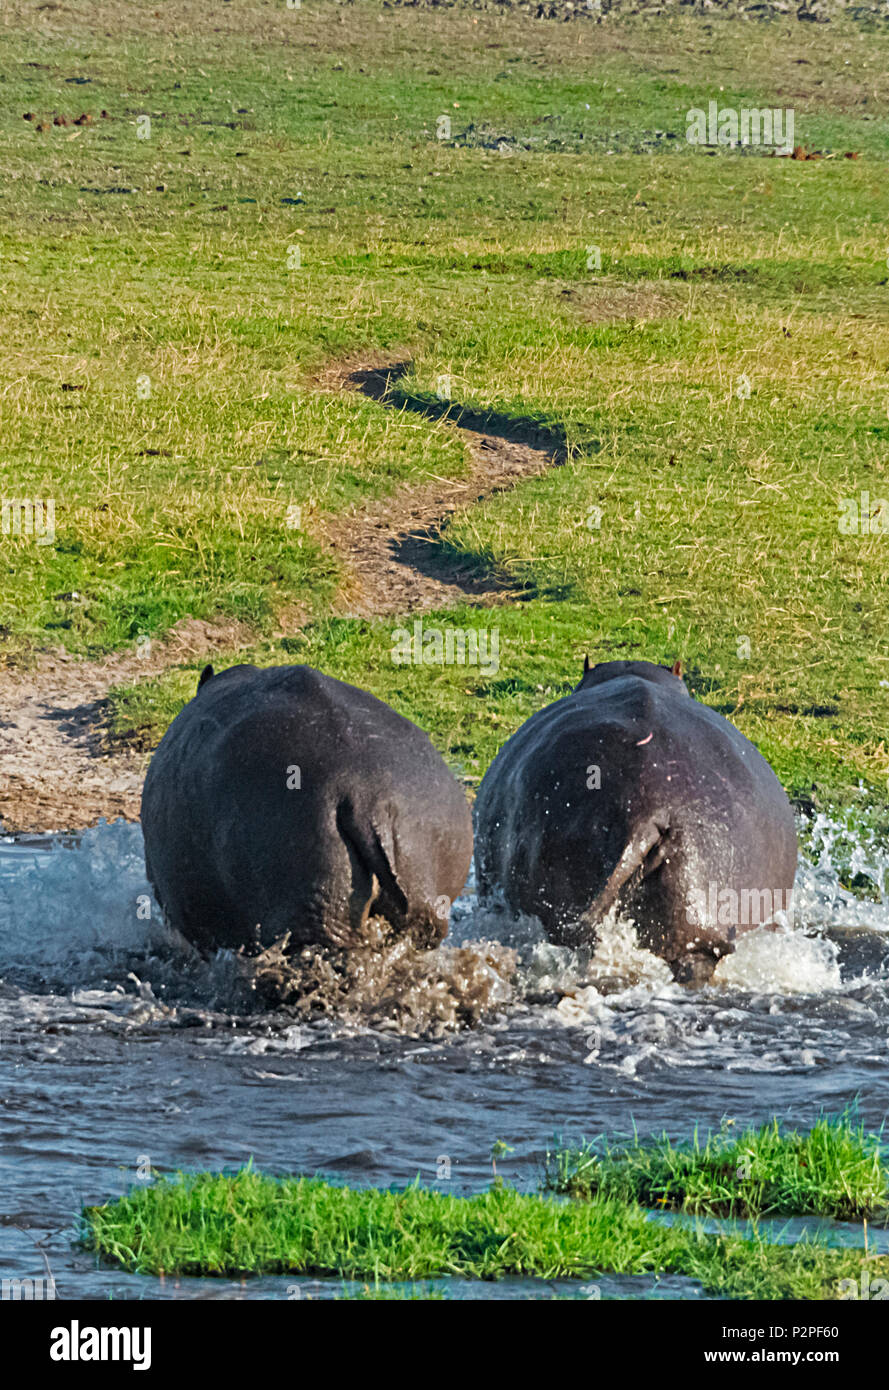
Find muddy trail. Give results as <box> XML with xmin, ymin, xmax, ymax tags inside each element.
<box><xmin>321</xmin><ymin>359</ymin><xmax>563</xmax><ymax>616</ymax></box>
<box><xmin>0</xmin><ymin>618</ymin><xmax>252</xmax><ymax>834</ymax></box>
<box><xmin>0</xmin><ymin>358</ymin><xmax>563</xmax><ymax>833</ymax></box>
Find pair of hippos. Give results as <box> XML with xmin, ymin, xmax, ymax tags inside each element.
<box><xmin>142</xmin><ymin>658</ymin><xmax>798</xmax><ymax>987</ymax></box>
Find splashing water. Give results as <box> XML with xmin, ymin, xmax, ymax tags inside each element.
<box><xmin>795</xmin><ymin>805</ymin><xmax>889</xmax><ymax>933</ymax></box>
<box><xmin>713</xmin><ymin>927</ymin><xmax>841</xmax><ymax>994</ymax></box>
<box><xmin>0</xmin><ymin>822</ymin><xmax>518</xmax><ymax>1035</ymax></box>
<box><xmin>0</xmin><ymin>821</ymin><xmax>176</xmax><ymax>982</ymax></box>
<box><xmin>2</xmin><ymin>813</ymin><xmax>889</xmax><ymax>1030</ymax></box>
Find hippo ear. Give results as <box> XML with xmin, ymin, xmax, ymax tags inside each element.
<box><xmin>197</xmin><ymin>663</ymin><xmax>214</xmax><ymax>692</ymax></box>
<box><xmin>672</xmin><ymin>659</ymin><xmax>682</xmax><ymax>678</ymax></box>
<box><xmin>583</xmin><ymin>655</ymin><xmax>591</xmax><ymax>675</ymax></box>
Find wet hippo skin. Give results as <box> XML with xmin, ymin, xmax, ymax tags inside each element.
<box><xmin>141</xmin><ymin>664</ymin><xmax>474</xmax><ymax>955</ymax></box>
<box><xmin>474</xmin><ymin>659</ymin><xmax>798</xmax><ymax>984</ymax></box>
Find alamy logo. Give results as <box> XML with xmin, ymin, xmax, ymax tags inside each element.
<box><xmin>686</xmin><ymin>101</ymin><xmax>794</xmax><ymax>154</ymax></box>
<box><xmin>2</xmin><ymin>1275</ymin><xmax>56</xmax><ymax>1300</ymax></box>
<box><xmin>391</xmin><ymin>619</ymin><xmax>499</xmax><ymax>675</ymax></box>
<box><xmin>50</xmin><ymin>1320</ymin><xmax>151</xmax><ymax>1371</ymax></box>
<box><xmin>1</xmin><ymin>497</ymin><xmax>55</xmax><ymax>545</ymax></box>
<box><xmin>838</xmin><ymin>1271</ymin><xmax>889</xmax><ymax>1300</ymax></box>
<box><xmin>686</xmin><ymin>883</ymin><xmax>794</xmax><ymax>929</ymax></box>
<box><xmin>838</xmin><ymin>492</ymin><xmax>889</xmax><ymax>535</ymax></box>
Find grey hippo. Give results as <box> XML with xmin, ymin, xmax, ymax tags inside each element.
<box><xmin>141</xmin><ymin>663</ymin><xmax>473</xmax><ymax>955</ymax></box>
<box><xmin>474</xmin><ymin>658</ymin><xmax>798</xmax><ymax>984</ymax></box>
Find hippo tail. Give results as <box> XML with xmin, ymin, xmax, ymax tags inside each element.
<box><xmin>335</xmin><ymin>799</ymin><xmax>409</xmax><ymax>920</ymax></box>
<box><xmin>582</xmin><ymin>813</ymin><xmax>671</xmax><ymax>925</ymax></box>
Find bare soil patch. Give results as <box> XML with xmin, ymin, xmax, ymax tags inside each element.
<box><xmin>0</xmin><ymin>618</ymin><xmax>250</xmax><ymax>833</ymax></box>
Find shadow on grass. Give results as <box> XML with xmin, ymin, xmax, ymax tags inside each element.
<box><xmin>346</xmin><ymin>361</ymin><xmax>577</xmax><ymax>460</ymax></box>
<box><xmin>344</xmin><ymin>360</ymin><xmax>585</xmax><ymax>602</ymax></box>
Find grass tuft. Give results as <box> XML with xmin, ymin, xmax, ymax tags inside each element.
<box><xmin>544</xmin><ymin>1115</ymin><xmax>888</xmax><ymax>1220</ymax></box>
<box><xmin>80</xmin><ymin>1118</ymin><xmax>889</xmax><ymax>1300</ymax></box>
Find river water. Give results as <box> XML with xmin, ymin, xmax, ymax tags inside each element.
<box><xmin>1</xmin><ymin>812</ymin><xmax>888</xmax><ymax>1300</ymax></box>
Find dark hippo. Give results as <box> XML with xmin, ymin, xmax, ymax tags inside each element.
<box><xmin>475</xmin><ymin>659</ymin><xmax>798</xmax><ymax>984</ymax></box>
<box><xmin>141</xmin><ymin>664</ymin><xmax>473</xmax><ymax>955</ymax></box>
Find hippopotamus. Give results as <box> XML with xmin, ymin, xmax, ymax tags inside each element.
<box><xmin>474</xmin><ymin>658</ymin><xmax>798</xmax><ymax>984</ymax></box>
<box><xmin>141</xmin><ymin>664</ymin><xmax>473</xmax><ymax>956</ymax></box>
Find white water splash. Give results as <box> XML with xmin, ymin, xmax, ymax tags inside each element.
<box><xmin>794</xmin><ymin>807</ymin><xmax>889</xmax><ymax>934</ymax></box>
<box><xmin>713</xmin><ymin>927</ymin><xmax>841</xmax><ymax>994</ymax></box>
<box><xmin>1</xmin><ymin>810</ymin><xmax>888</xmax><ymax>1015</ymax></box>
<box><xmin>0</xmin><ymin>821</ymin><xmax>174</xmax><ymax>981</ymax></box>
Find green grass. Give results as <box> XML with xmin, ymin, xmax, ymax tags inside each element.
<box><xmin>106</xmin><ymin>600</ymin><xmax>887</xmax><ymax>825</ymax></box>
<box><xmin>4</xmin><ymin>0</ymin><xmax>889</xmax><ymax>807</ymax></box>
<box><xmin>336</xmin><ymin>1283</ymin><xmax>447</xmax><ymax>1300</ymax></box>
<box><xmin>80</xmin><ymin>1155</ymin><xmax>889</xmax><ymax>1300</ymax></box>
<box><xmin>544</xmin><ymin>1116</ymin><xmax>889</xmax><ymax>1221</ymax></box>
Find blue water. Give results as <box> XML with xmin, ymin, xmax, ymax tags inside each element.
<box><xmin>1</xmin><ymin>815</ymin><xmax>888</xmax><ymax>1299</ymax></box>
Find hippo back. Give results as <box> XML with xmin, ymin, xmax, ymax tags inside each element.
<box><xmin>475</xmin><ymin>665</ymin><xmax>797</xmax><ymax>974</ymax></box>
<box><xmin>141</xmin><ymin>664</ymin><xmax>473</xmax><ymax>953</ymax></box>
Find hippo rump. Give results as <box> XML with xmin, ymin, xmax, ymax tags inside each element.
<box><xmin>474</xmin><ymin>659</ymin><xmax>798</xmax><ymax>984</ymax></box>
<box><xmin>141</xmin><ymin>663</ymin><xmax>473</xmax><ymax>955</ymax></box>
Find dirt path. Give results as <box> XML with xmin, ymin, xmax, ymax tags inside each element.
<box><xmin>0</xmin><ymin>618</ymin><xmax>251</xmax><ymax>834</ymax></box>
<box><xmin>0</xmin><ymin>357</ymin><xmax>562</xmax><ymax>834</ymax></box>
<box><xmin>320</xmin><ymin>360</ymin><xmax>561</xmax><ymax>616</ymax></box>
